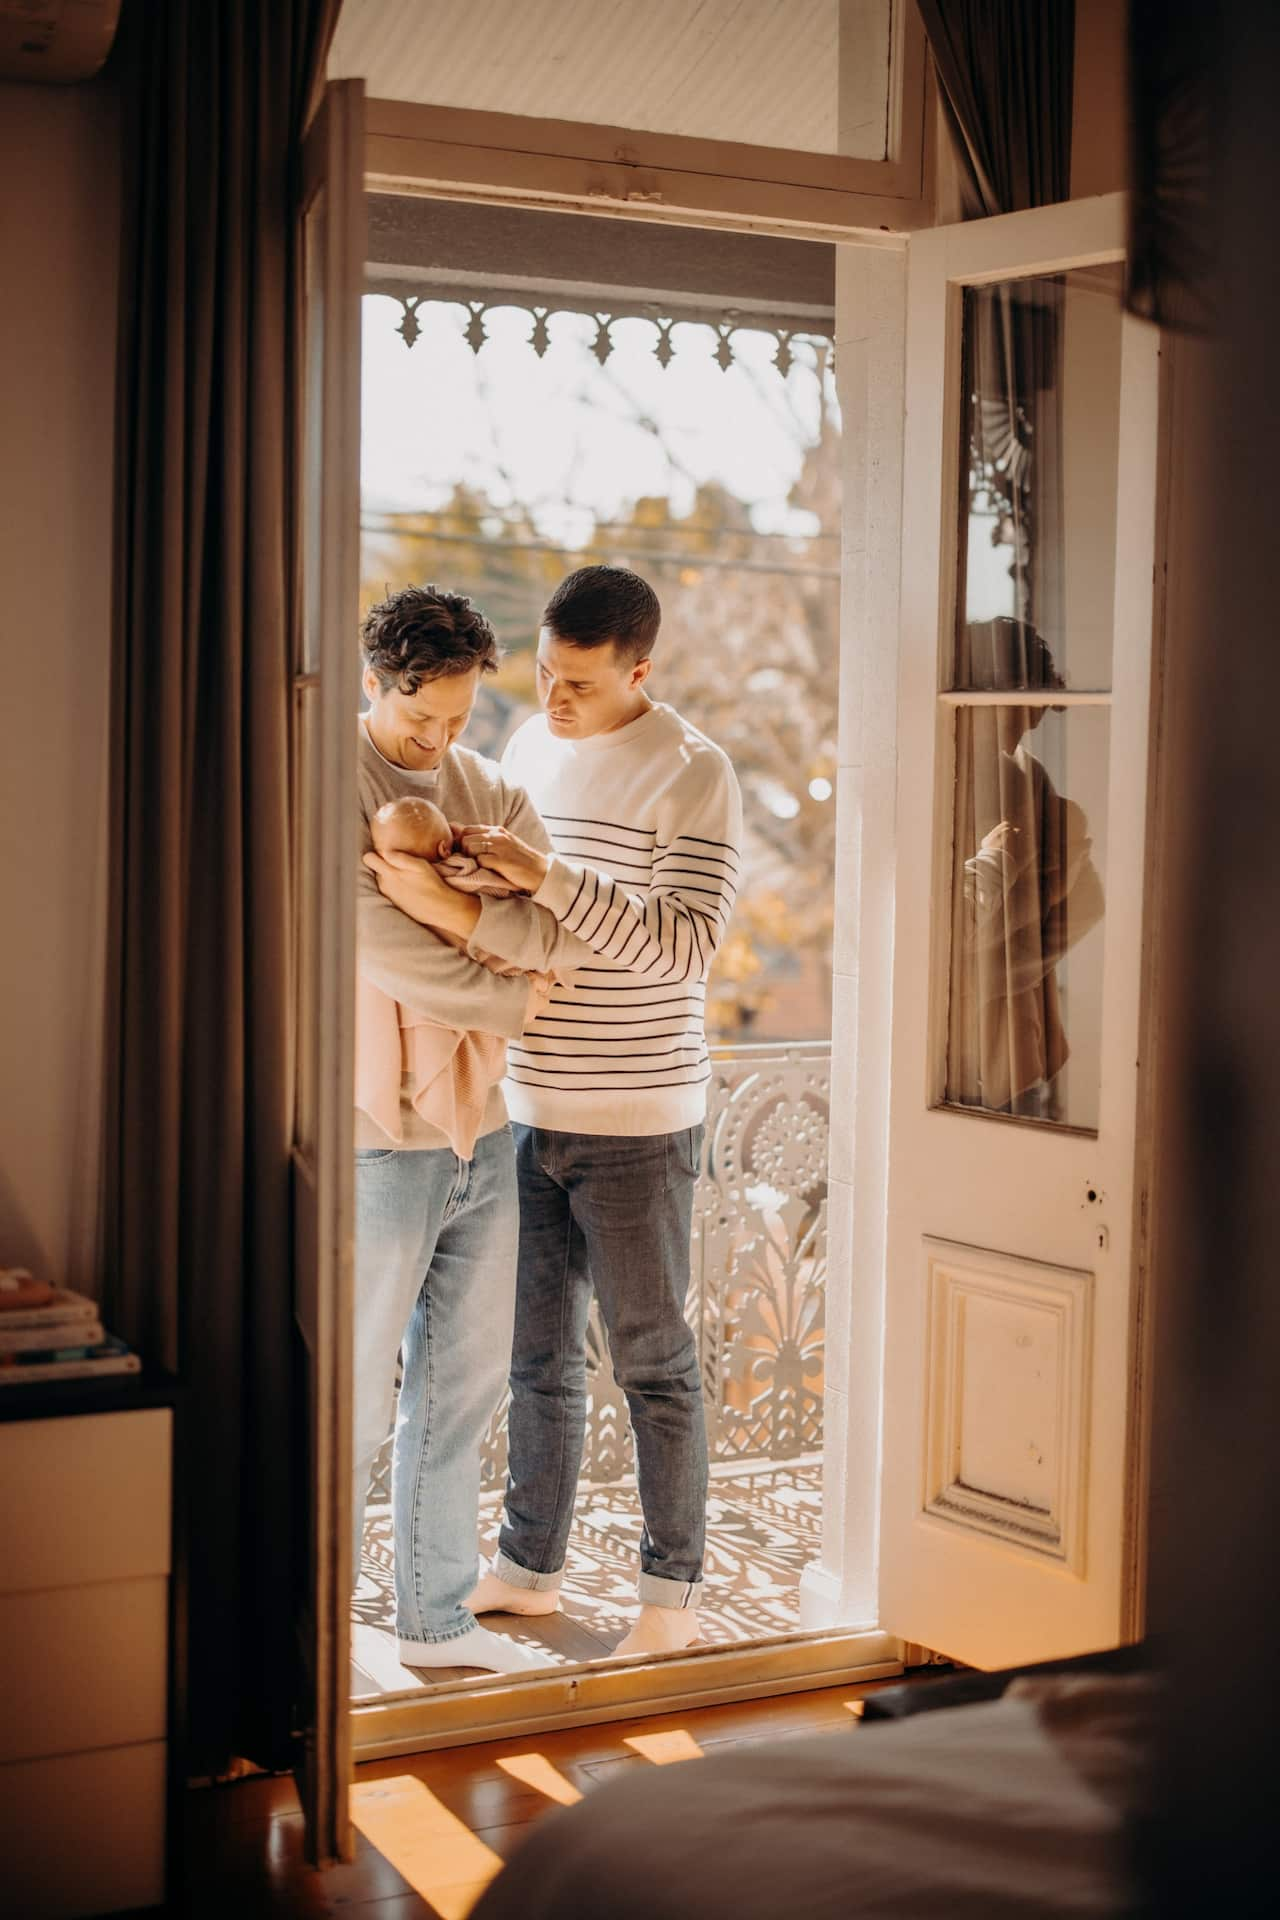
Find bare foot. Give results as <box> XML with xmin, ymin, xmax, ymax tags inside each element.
<box><xmin>467</xmin><ymin>1568</ymin><xmax>560</xmax><ymax>1618</ymax></box>
<box><xmin>614</xmin><ymin>1605</ymin><xmax>702</xmax><ymax>1657</ymax></box>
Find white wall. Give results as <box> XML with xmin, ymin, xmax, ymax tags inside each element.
<box><xmin>0</xmin><ymin>75</ymin><xmax>119</xmax><ymax>1297</ymax></box>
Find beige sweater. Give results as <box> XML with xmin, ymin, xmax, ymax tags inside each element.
<box><xmin>356</xmin><ymin>854</ymin><xmax>555</xmax><ymax>1160</ymax></box>
<box><xmin>355</xmin><ymin>717</ymin><xmax>582</xmax><ymax>1152</ymax></box>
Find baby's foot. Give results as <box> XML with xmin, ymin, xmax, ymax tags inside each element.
<box><xmin>397</xmin><ymin>1625</ymin><xmax>550</xmax><ymax>1674</ymax></box>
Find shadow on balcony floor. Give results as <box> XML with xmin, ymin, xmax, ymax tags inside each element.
<box><xmin>351</xmin><ymin>1454</ymin><xmax>822</xmax><ymax>1697</ymax></box>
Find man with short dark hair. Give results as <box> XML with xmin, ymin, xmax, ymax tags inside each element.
<box><xmin>369</xmin><ymin>565</ymin><xmax>743</xmax><ymax>1654</ymax></box>
<box><xmin>353</xmin><ymin>583</ymin><xmax>557</xmax><ymax>1675</ymax></box>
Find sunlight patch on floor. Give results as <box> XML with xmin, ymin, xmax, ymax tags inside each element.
<box><xmin>351</xmin><ymin>1773</ymin><xmax>502</xmax><ymax>1919</ymax></box>
<box><xmin>496</xmin><ymin>1752</ymin><xmax>584</xmax><ymax>1805</ymax></box>
<box><xmin>623</xmin><ymin>1729</ymin><xmax>705</xmax><ymax>1764</ymax></box>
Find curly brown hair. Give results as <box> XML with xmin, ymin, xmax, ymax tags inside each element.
<box><xmin>361</xmin><ymin>584</ymin><xmax>501</xmax><ymax>691</ymax></box>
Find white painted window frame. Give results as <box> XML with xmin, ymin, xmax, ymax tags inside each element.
<box><xmin>362</xmin><ymin>2</ymin><xmax>930</xmax><ymax>242</ymax></box>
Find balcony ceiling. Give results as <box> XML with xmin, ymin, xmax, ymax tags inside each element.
<box><xmin>329</xmin><ymin>0</ymin><xmax>892</xmax><ymax>159</ymax></box>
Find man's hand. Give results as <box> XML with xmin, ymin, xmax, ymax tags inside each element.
<box><xmin>363</xmin><ymin>848</ymin><xmax>481</xmax><ymax>939</ymax></box>
<box><xmin>454</xmin><ymin>825</ymin><xmax>550</xmax><ymax>893</ymax></box>
<box><xmin>979</xmin><ymin>820</ymin><xmax>1022</xmax><ymax>861</ymax></box>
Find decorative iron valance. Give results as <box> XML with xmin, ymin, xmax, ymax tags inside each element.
<box><xmin>368</xmin><ymin>274</ymin><xmax>833</xmax><ymax>376</ymax></box>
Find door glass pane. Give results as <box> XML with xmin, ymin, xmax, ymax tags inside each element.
<box><xmin>941</xmin><ymin>259</ymin><xmax>1123</xmax><ymax>1132</ymax></box>
<box><xmin>954</xmin><ymin>262</ymin><xmax>1124</xmax><ymax>692</ymax></box>
<box><xmin>945</xmin><ymin>705</ymin><xmax>1109</xmax><ymax>1131</ymax></box>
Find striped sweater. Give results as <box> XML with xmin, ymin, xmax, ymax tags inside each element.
<box><xmin>469</xmin><ymin>702</ymin><xmax>743</xmax><ymax>1137</ymax></box>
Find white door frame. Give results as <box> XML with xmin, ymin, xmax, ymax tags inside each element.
<box><xmin>343</xmin><ymin>227</ymin><xmax>914</xmax><ymax>1744</ymax></box>
<box><xmin>338</xmin><ymin>231</ymin><xmax>916</xmax><ymax>1754</ymax></box>
<box><xmin>334</xmin><ymin>85</ymin><xmax>926</xmax><ymax>1760</ymax></box>
<box><xmin>322</xmin><ymin>61</ymin><xmax>1162</xmax><ymax>1762</ymax></box>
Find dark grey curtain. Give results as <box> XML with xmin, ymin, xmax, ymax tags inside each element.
<box><xmin>916</xmin><ymin>0</ymin><xmax>1075</xmax><ymax>218</ymax></box>
<box><xmin>105</xmin><ymin>0</ymin><xmax>341</xmax><ymax>1773</ymax></box>
<box><xmin>1126</xmin><ymin>0</ymin><xmax>1223</xmax><ymax>335</ymax></box>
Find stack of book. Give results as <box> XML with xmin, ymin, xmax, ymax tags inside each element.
<box><xmin>0</xmin><ymin>1268</ymin><xmax>140</xmax><ymax>1385</ymax></box>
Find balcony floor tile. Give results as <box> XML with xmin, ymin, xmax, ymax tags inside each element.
<box><xmin>352</xmin><ymin>1455</ymin><xmax>822</xmax><ymax>1697</ymax></box>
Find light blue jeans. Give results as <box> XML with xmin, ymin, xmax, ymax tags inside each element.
<box><xmin>352</xmin><ymin>1126</ymin><xmax>518</xmax><ymax>1645</ymax></box>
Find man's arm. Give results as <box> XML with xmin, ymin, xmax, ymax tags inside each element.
<box><xmin>462</xmin><ymin>781</ymin><xmax>596</xmax><ymax>975</ymax></box>
<box><xmin>361</xmin><ymin>780</ymin><xmax>593</xmax><ymax>976</ymax></box>
<box><xmin>356</xmin><ymin>861</ymin><xmax>532</xmax><ymax>1040</ymax></box>
<box><xmin>962</xmin><ymin>786</ymin><xmax>1105</xmax><ymax>996</ymax></box>
<box><xmin>510</xmin><ymin>755</ymin><xmax>743</xmax><ymax>982</ymax></box>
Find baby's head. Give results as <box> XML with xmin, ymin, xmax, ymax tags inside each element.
<box><xmin>371</xmin><ymin>795</ymin><xmax>453</xmax><ymax>862</ymax></box>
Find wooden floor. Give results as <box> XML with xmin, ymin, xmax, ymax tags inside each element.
<box><xmin>353</xmin><ymin>1457</ymin><xmax>823</xmax><ymax>1696</ymax></box>
<box><xmin>183</xmin><ymin>1676</ymin><xmax>906</xmax><ymax>1918</ymax></box>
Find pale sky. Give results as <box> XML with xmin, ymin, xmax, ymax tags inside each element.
<box><xmin>359</xmin><ymin>291</ymin><xmax>1026</xmax><ymax>629</ymax></box>
<box><xmin>360</xmin><ymin>294</ymin><xmax>836</xmax><ymax>546</ymax></box>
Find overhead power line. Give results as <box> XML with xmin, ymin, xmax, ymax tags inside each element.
<box><xmin>360</xmin><ymin>521</ymin><xmax>840</xmax><ymax>581</ymax></box>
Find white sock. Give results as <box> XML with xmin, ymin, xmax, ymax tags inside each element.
<box><xmin>615</xmin><ymin>1604</ymin><xmax>702</xmax><ymax>1656</ymax></box>
<box><xmin>397</xmin><ymin>1625</ymin><xmax>551</xmax><ymax>1674</ymax></box>
<box><xmin>468</xmin><ymin>1566</ymin><xmax>560</xmax><ymax>1617</ymax></box>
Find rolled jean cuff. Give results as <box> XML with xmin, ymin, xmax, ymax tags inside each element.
<box><xmin>493</xmin><ymin>1550</ymin><xmax>563</xmax><ymax>1593</ymax></box>
<box><xmin>400</xmin><ymin>1617</ymin><xmax>479</xmax><ymax>1647</ymax></box>
<box><xmin>638</xmin><ymin>1571</ymin><xmax>702</xmax><ymax>1610</ymax></box>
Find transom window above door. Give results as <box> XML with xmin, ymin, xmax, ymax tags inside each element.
<box><xmin>331</xmin><ymin>0</ymin><xmax>895</xmax><ymax>158</ymax></box>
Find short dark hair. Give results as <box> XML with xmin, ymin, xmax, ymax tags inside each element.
<box><xmin>964</xmin><ymin>616</ymin><xmax>1065</xmax><ymax>693</ymax></box>
<box><xmin>361</xmin><ymin>584</ymin><xmax>501</xmax><ymax>691</ymax></box>
<box><xmin>542</xmin><ymin>565</ymin><xmax>661</xmax><ymax>666</ymax></box>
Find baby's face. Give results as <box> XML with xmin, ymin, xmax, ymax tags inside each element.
<box><xmin>371</xmin><ymin>796</ymin><xmax>453</xmax><ymax>861</ymax></box>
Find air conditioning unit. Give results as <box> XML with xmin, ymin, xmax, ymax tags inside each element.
<box><xmin>0</xmin><ymin>0</ymin><xmax>122</xmax><ymax>84</ymax></box>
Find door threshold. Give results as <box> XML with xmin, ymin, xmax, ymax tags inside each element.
<box><xmin>350</xmin><ymin>1625</ymin><xmax>904</xmax><ymax>1760</ymax></box>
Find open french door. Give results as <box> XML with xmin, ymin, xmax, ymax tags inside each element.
<box><xmin>880</xmin><ymin>194</ymin><xmax>1162</xmax><ymax>1669</ymax></box>
<box><xmin>292</xmin><ymin>78</ymin><xmax>365</xmax><ymax>1862</ymax></box>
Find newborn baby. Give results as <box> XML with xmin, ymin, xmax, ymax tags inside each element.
<box><xmin>369</xmin><ymin>795</ymin><xmax>551</xmax><ymax>985</ymax></box>
<box><xmin>369</xmin><ymin>794</ymin><xmax>455</xmax><ymax>867</ymax></box>
<box><xmin>357</xmin><ymin>794</ymin><xmax>556</xmax><ymax>1161</ymax></box>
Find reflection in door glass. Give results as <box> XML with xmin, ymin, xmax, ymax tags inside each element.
<box><xmin>954</xmin><ymin>263</ymin><xmax>1124</xmax><ymax>691</ymax></box>
<box><xmin>942</xmin><ymin>263</ymin><xmax>1123</xmax><ymax>1131</ymax></box>
<box><xmin>946</xmin><ymin>702</ymin><xmax>1108</xmax><ymax>1130</ymax></box>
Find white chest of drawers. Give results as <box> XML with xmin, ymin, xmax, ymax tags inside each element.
<box><xmin>0</xmin><ymin>1388</ymin><xmax>175</xmax><ymax>1916</ymax></box>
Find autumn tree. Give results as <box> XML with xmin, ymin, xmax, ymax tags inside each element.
<box><xmin>358</xmin><ymin>336</ymin><xmax>840</xmax><ymax>1040</ymax></box>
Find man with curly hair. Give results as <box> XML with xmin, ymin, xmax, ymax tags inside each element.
<box><xmin>353</xmin><ymin>582</ymin><xmax>558</xmax><ymax>1676</ymax></box>
<box><xmin>367</xmin><ymin>566</ymin><xmax>743</xmax><ymax>1657</ymax></box>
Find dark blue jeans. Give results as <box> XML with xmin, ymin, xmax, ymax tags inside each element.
<box><xmin>495</xmin><ymin>1123</ymin><xmax>708</xmax><ymax>1607</ymax></box>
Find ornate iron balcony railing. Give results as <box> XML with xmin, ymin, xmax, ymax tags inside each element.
<box><xmin>368</xmin><ymin>1039</ymin><xmax>830</xmax><ymax>1505</ymax></box>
